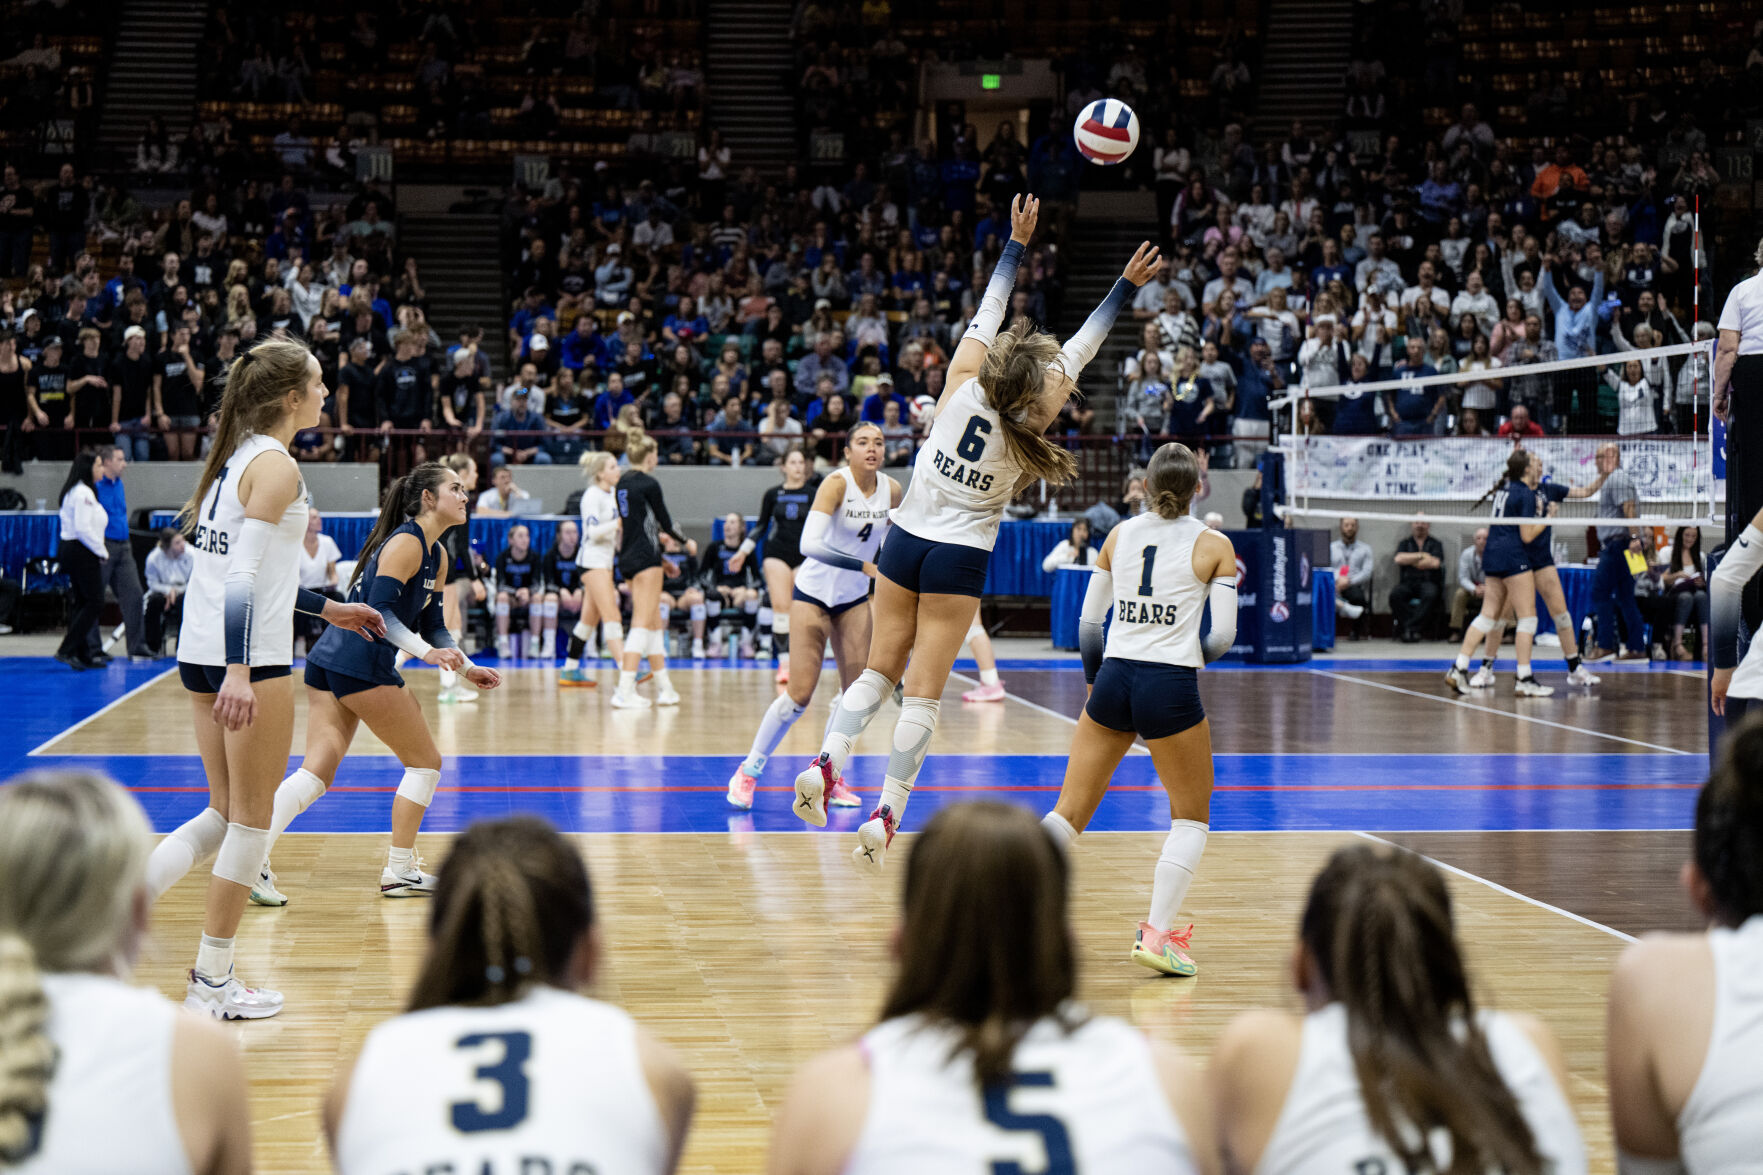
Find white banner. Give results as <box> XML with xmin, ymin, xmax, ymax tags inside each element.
<box><xmin>1287</xmin><ymin>436</ymin><xmax>1709</xmax><ymax>501</ymax></box>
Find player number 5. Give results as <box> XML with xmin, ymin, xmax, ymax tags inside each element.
<box><xmin>982</xmin><ymin>1070</ymin><xmax>1076</xmax><ymax>1175</ymax></box>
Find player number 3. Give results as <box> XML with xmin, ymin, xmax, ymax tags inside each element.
<box><xmin>450</xmin><ymin>1030</ymin><xmax>533</xmax><ymax>1133</ymax></box>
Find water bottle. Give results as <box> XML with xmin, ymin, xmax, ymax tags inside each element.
<box><xmin>727</xmin><ymin>630</ymin><xmax>740</xmax><ymax>661</ymax></box>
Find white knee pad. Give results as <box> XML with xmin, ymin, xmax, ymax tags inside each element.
<box><xmin>627</xmin><ymin>627</ymin><xmax>654</xmax><ymax>655</ymax></box>
<box><xmin>773</xmin><ymin>612</ymin><xmax>789</xmax><ymax>635</ymax></box>
<box><xmin>689</xmin><ymin>604</ymin><xmax>706</xmax><ymax>622</ymax></box>
<box><xmin>572</xmin><ymin>618</ymin><xmax>594</xmax><ymax>641</ymax></box>
<box><xmin>966</xmin><ymin>621</ymin><xmax>985</xmax><ymax>642</ymax></box>
<box><xmin>395</xmin><ymin>766</ymin><xmax>442</xmax><ymax>808</ymax></box>
<box><xmin>758</xmin><ymin>606</ymin><xmax>773</xmax><ymax>628</ymax></box>
<box><xmin>658</xmin><ymin>603</ymin><xmax>672</xmax><ymax>624</ymax></box>
<box><xmin>1470</xmin><ymin>614</ymin><xmax>1495</xmax><ymax>634</ymax></box>
<box><xmin>1516</xmin><ymin>616</ymin><xmax>1538</xmax><ymax>634</ymax></box>
<box><xmin>495</xmin><ymin>599</ymin><xmax>511</xmax><ymax>618</ymax></box>
<box><xmin>742</xmin><ymin>597</ymin><xmax>760</xmax><ymax>615</ymax></box>
<box><xmin>542</xmin><ymin>599</ymin><xmax>558</xmax><ymax>620</ymax></box>
<box><xmin>705</xmin><ymin>599</ymin><xmax>723</xmax><ymax>617</ymax></box>
<box><xmin>212</xmin><ymin>823</ymin><xmax>272</xmax><ymax>887</ymax></box>
<box><xmin>1552</xmin><ymin>611</ymin><xmax>1573</xmax><ymax>635</ymax></box>
<box><xmin>601</xmin><ymin>621</ymin><xmax>623</xmax><ymax>645</ymax></box>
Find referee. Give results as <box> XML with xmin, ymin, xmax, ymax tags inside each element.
<box><xmin>1715</xmin><ymin>235</ymin><xmax>1763</xmax><ymax>628</ymax></box>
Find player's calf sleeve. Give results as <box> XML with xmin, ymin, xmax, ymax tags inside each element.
<box><xmin>145</xmin><ymin>806</ymin><xmax>227</xmax><ymax>901</ymax></box>
<box><xmin>879</xmin><ymin>697</ymin><xmax>941</xmax><ymax>822</ymax></box>
<box><xmin>1148</xmin><ymin>819</ymin><xmax>1209</xmax><ymax>932</ymax></box>
<box><xmin>825</xmin><ymin>668</ymin><xmax>892</xmax><ymax>771</ymax></box>
<box><xmin>744</xmin><ymin>694</ymin><xmax>808</xmax><ymax>775</ymax></box>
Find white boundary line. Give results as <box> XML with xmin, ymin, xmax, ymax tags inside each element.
<box><xmin>1310</xmin><ymin>668</ymin><xmax>1695</xmax><ymax>756</ymax></box>
<box><xmin>1354</xmin><ymin>831</ymin><xmax>1636</xmax><ymax>943</ymax></box>
<box><xmin>947</xmin><ymin>670</ymin><xmax>1149</xmax><ymax>755</ymax></box>
<box><xmin>30</xmin><ymin>666</ymin><xmax>177</xmax><ymax>757</ymax></box>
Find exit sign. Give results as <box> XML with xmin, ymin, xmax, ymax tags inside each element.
<box><xmin>981</xmin><ymin>73</ymin><xmax>1001</xmax><ymax>90</ymax></box>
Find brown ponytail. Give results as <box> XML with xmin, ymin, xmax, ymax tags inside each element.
<box><xmin>1145</xmin><ymin>442</ymin><xmax>1200</xmax><ymax>519</ymax></box>
<box><xmin>407</xmin><ymin>816</ymin><xmax>594</xmax><ymax>1011</ymax></box>
<box><xmin>178</xmin><ymin>338</ymin><xmax>316</xmax><ymax>529</ymax></box>
<box><xmin>977</xmin><ymin>319</ymin><xmax>1079</xmax><ymax>489</ymax></box>
<box><xmin>1300</xmin><ymin>845</ymin><xmax>1543</xmax><ymax>1175</ymax></box>
<box><xmin>350</xmin><ymin>461</ymin><xmax>453</xmax><ymax>590</ymax></box>
<box><xmin>879</xmin><ymin>802</ymin><xmax>1080</xmax><ymax>1087</ymax></box>
<box><xmin>1474</xmin><ymin>448</ymin><xmax>1533</xmax><ymax>512</ymax></box>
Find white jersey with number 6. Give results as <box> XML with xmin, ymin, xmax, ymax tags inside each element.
<box><xmin>794</xmin><ymin>468</ymin><xmax>895</xmax><ymax>609</ymax></box>
<box><xmin>1104</xmin><ymin>512</ymin><xmax>1210</xmax><ymax>669</ymax></box>
<box><xmin>178</xmin><ymin>432</ymin><xmax>307</xmax><ymax>668</ymax></box>
<box><xmin>336</xmin><ymin>984</ymin><xmax>669</xmax><ymax>1175</ymax></box>
<box><xmin>844</xmin><ymin>1012</ymin><xmax>1196</xmax><ymax>1175</ymax></box>
<box><xmin>1255</xmin><ymin>1004</ymin><xmax>1585</xmax><ymax>1175</ymax></box>
<box><xmin>891</xmin><ymin>377</ymin><xmax>1018</xmax><ymax>551</ymax></box>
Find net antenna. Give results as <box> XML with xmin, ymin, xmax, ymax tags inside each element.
<box><xmin>1272</xmin><ymin>338</ymin><xmax>1722</xmax><ymax>531</ymax></box>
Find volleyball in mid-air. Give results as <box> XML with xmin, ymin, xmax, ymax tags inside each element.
<box><xmin>1073</xmin><ymin>99</ymin><xmax>1140</xmax><ymax>165</ymax></box>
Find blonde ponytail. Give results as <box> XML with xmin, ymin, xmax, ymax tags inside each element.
<box><xmin>0</xmin><ymin>934</ymin><xmax>53</xmax><ymax>1164</ymax></box>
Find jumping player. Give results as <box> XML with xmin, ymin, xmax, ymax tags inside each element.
<box><xmin>154</xmin><ymin>338</ymin><xmax>383</xmax><ymax>1020</ymax></box>
<box><xmin>541</xmin><ymin>519</ymin><xmax>583</xmax><ymax>661</ymax></box>
<box><xmin>436</xmin><ymin>452</ymin><xmax>486</xmax><ymax>704</ymax></box>
<box><xmin>727</xmin><ymin>423</ymin><xmax>900</xmax><ymax>811</ymax></box>
<box><xmin>560</xmin><ymin>452</ymin><xmax>626</xmax><ymax>687</ymax></box>
<box><xmin>326</xmin><ymin>816</ymin><xmax>695</xmax><ymax>1174</ymax></box>
<box><xmin>794</xmin><ymin>192</ymin><xmax>1159</xmax><ymax>870</ymax></box>
<box><xmin>493</xmin><ymin>523</ymin><xmax>543</xmax><ymax>660</ymax></box>
<box><xmin>1211</xmin><ymin>844</ymin><xmax>1583</xmax><ymax>1173</ymax></box>
<box><xmin>729</xmin><ymin>447</ymin><xmax>816</xmax><ymax>682</ymax></box>
<box><xmin>614</xmin><ymin>434</ymin><xmax>687</xmax><ymax>708</ymax></box>
<box><xmin>1042</xmin><ymin>442</ymin><xmax>1235</xmax><ymax>978</ymax></box>
<box><xmin>1447</xmin><ymin>450</ymin><xmax>1553</xmax><ymax>697</ymax></box>
<box><xmin>767</xmin><ymin>802</ymin><xmax>1211</xmax><ymax>1174</ymax></box>
<box><xmin>251</xmin><ymin>463</ymin><xmax>501</xmax><ymax>906</ymax></box>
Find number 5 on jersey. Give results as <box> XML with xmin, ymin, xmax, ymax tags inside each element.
<box><xmin>983</xmin><ymin>1070</ymin><xmax>1075</xmax><ymax>1175</ymax></box>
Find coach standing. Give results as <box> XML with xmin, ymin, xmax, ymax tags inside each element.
<box><xmin>1587</xmin><ymin>443</ymin><xmax>1649</xmax><ymax>662</ymax></box>
<box><xmin>91</xmin><ymin>444</ymin><xmax>151</xmax><ymax>660</ymax></box>
<box><xmin>1715</xmin><ymin>238</ymin><xmax>1763</xmax><ymax>628</ymax></box>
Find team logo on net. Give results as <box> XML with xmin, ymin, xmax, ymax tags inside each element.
<box><xmin>1269</xmin><ymin>601</ymin><xmax>1291</xmax><ymax>623</ymax></box>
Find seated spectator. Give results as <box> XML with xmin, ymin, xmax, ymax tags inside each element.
<box><xmin>706</xmin><ymin>513</ymin><xmax>762</xmax><ymax>657</ymax></box>
<box><xmin>846</xmin><ymin>293</ymin><xmax>890</xmax><ymax>355</ymax></box>
<box><xmin>1457</xmin><ymin>407</ymin><xmax>1491</xmax><ymax>437</ymax></box>
<box><xmin>1498</xmin><ymin>403</ymin><xmax>1546</xmax><ymax>439</ymax></box>
<box><xmin>1041</xmin><ymin>519</ymin><xmax>1097</xmax><ymax>571</ymax></box>
<box><xmin>652</xmin><ymin>392</ymin><xmax>697</xmax><ymax>465</ymax></box>
<box><xmin>477</xmin><ymin>464</ymin><xmax>531</xmax><ymax>515</ymax></box>
<box><xmin>491</xmin><ymin>387</ymin><xmax>552</xmax><ymax>466</ymax></box>
<box><xmin>1449</xmin><ymin>528</ymin><xmax>1488</xmax><ymax>641</ymax></box>
<box><xmin>1330</xmin><ymin>516</ymin><xmax>1374</xmax><ymax>633</ymax></box>
<box><xmin>859</xmin><ymin>371</ymin><xmax>906</xmax><ymax>424</ymax></box>
<box><xmin>794</xmin><ymin>333</ymin><xmax>849</xmax><ymax>398</ymax></box>
<box><xmin>593</xmin><ymin>372</ymin><xmax>635</xmax><ymax>430</ymax></box>
<box><xmin>143</xmin><ymin>526</ymin><xmax>193</xmax><ymax>655</ymax></box>
<box><xmin>1390</xmin><ymin>519</ymin><xmax>1445</xmax><ymax>642</ymax></box>
<box><xmin>706</xmin><ymin>396</ymin><xmax>753</xmax><ymax>467</ymax></box>
<box><xmin>810</xmin><ymin>391</ymin><xmax>857</xmax><ymax>470</ymax></box>
<box><xmin>758</xmin><ymin>396</ymin><xmax>803</xmax><ymax>463</ymax></box>
<box><xmin>1661</xmin><ymin>525</ymin><xmax>1707</xmax><ymax>661</ymax></box>
<box><xmin>545</xmin><ymin>369</ymin><xmax>591</xmax><ymax>463</ymax></box>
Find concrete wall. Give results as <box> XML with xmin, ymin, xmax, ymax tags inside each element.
<box><xmin>0</xmin><ymin>460</ymin><xmax>382</xmax><ymax>515</ymax></box>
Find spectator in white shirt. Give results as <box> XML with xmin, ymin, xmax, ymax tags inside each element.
<box><xmin>1351</xmin><ymin>288</ymin><xmax>1398</xmax><ymax>365</ymax></box>
<box><xmin>1450</xmin><ymin>271</ymin><xmax>1499</xmax><ymax>335</ymax></box>
<box><xmin>1132</xmin><ymin>257</ymin><xmax>1179</xmax><ymax>320</ymax></box>
<box><xmin>477</xmin><ymin>465</ymin><xmax>531</xmax><ymax>515</ymax></box>
<box><xmin>1246</xmin><ymin>286</ymin><xmax>1301</xmax><ymax>362</ymax></box>
<box><xmin>55</xmin><ymin>448</ymin><xmax>109</xmax><ymax>670</ymax></box>
<box><xmin>1202</xmin><ymin>248</ymin><xmax>1255</xmax><ymax>309</ymax></box>
<box><xmin>631</xmin><ymin>207</ymin><xmax>674</xmax><ymax>250</ymax></box>
<box><xmin>1236</xmin><ymin>183</ymin><xmax>1276</xmax><ymax>248</ymax></box>
<box><xmin>1153</xmin><ymin>288</ymin><xmax>1201</xmax><ymax>354</ymax></box>
<box><xmin>846</xmin><ymin>293</ymin><xmax>890</xmax><ymax>353</ymax></box>
<box><xmin>758</xmin><ymin>396</ymin><xmax>804</xmax><ymax>462</ymax></box>
<box><xmin>1354</xmin><ymin>233</ymin><xmax>1403</xmax><ymax>298</ymax></box>
<box><xmin>499</xmin><ymin>361</ymin><xmax>548</xmax><ymax>416</ymax></box>
<box><xmin>1123</xmin><ymin>322</ymin><xmax>1175</xmax><ymax>382</ymax></box>
<box><xmin>1615</xmin><ymin>359</ymin><xmax>1659</xmax><ymax>435</ymax></box>
<box><xmin>1041</xmin><ymin>519</ymin><xmax>1097</xmax><ymax>571</ymax></box>
<box><xmin>1611</xmin><ymin>320</ymin><xmax>1671</xmax><ymax>396</ymax></box>
<box><xmin>1297</xmin><ymin>316</ymin><xmax>1347</xmax><ymax>390</ymax></box>
<box><xmin>1401</xmin><ymin>261</ymin><xmax>1452</xmax><ymax>317</ymax></box>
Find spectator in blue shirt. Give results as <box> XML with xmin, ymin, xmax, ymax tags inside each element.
<box><xmin>593</xmin><ymin>372</ymin><xmax>636</xmax><ymax>430</ymax></box>
<box><xmin>1540</xmin><ymin>253</ymin><xmax>1603</xmax><ymax>359</ymax></box>
<box><xmin>1417</xmin><ymin>161</ymin><xmax>1464</xmax><ymax>225</ymax></box>
<box><xmin>90</xmin><ymin>445</ymin><xmax>150</xmax><ymax>660</ymax></box>
<box><xmin>662</xmin><ymin>295</ymin><xmax>709</xmax><ymax>346</ymax></box>
<box><xmin>1311</xmin><ymin>238</ymin><xmax>1352</xmax><ymax>293</ymax></box>
<box><xmin>490</xmin><ymin>387</ymin><xmax>553</xmax><ymax>466</ymax></box>
<box><xmin>860</xmin><ymin>372</ymin><xmax>907</xmax><ymax>424</ymax></box>
<box><xmin>940</xmin><ymin>152</ymin><xmax>980</xmax><ymax>215</ymax></box>
<box><xmin>1234</xmin><ymin>339</ymin><xmax>1283</xmax><ymax>438</ymax></box>
<box><xmin>794</xmin><ymin>334</ymin><xmax>849</xmax><ymax>398</ymax></box>
<box><xmin>1386</xmin><ymin>337</ymin><xmax>1442</xmax><ymax>435</ymax></box>
<box><xmin>560</xmin><ymin>315</ymin><xmax>607</xmax><ymax>372</ymax></box>
<box><xmin>507</xmin><ymin>288</ymin><xmax>554</xmax><ymax>354</ymax></box>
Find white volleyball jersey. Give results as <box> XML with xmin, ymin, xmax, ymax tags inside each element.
<box><xmin>794</xmin><ymin>469</ymin><xmax>895</xmax><ymax>610</ymax></box>
<box><xmin>577</xmin><ymin>484</ymin><xmax>619</xmax><ymax>570</ymax></box>
<box><xmin>891</xmin><ymin>377</ymin><xmax>1019</xmax><ymax>551</ymax></box>
<box><xmin>15</xmin><ymin>973</ymin><xmax>190</xmax><ymax>1175</ymax></box>
<box><xmin>1256</xmin><ymin>1004</ymin><xmax>1585</xmax><ymax>1175</ymax></box>
<box><xmin>1103</xmin><ymin>512</ymin><xmax>1211</xmax><ymax>669</ymax></box>
<box><xmin>845</xmin><ymin>1012</ymin><xmax>1197</xmax><ymax>1175</ymax></box>
<box><xmin>1678</xmin><ymin>916</ymin><xmax>1763</xmax><ymax>1173</ymax></box>
<box><xmin>178</xmin><ymin>433</ymin><xmax>307</xmax><ymax>667</ymax></box>
<box><xmin>336</xmin><ymin>985</ymin><xmax>669</xmax><ymax>1175</ymax></box>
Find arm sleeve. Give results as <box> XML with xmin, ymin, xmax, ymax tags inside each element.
<box><xmin>1078</xmin><ymin>568</ymin><xmax>1112</xmax><ymax>685</ymax></box>
<box><xmin>1711</xmin><ymin>527</ymin><xmax>1763</xmax><ymax>670</ymax></box>
<box><xmin>367</xmin><ymin>574</ymin><xmax>432</xmax><ymax>659</ymax></box>
<box><xmin>294</xmin><ymin>587</ymin><xmax>332</xmax><ymax>615</ymax></box>
<box><xmin>960</xmin><ymin>239</ymin><xmax>1024</xmax><ymax>349</ymax></box>
<box><xmin>420</xmin><ymin>580</ymin><xmax>453</xmax><ymax>645</ymax></box>
<box><xmin>648</xmin><ymin>480</ymin><xmax>685</xmax><ymax>544</ymax></box>
<box><xmin>1200</xmin><ymin>577</ymin><xmax>1239</xmax><ymax>663</ymax></box>
<box><xmin>799</xmin><ymin>509</ymin><xmax>867</xmax><ymax>573</ymax></box>
<box><xmin>1053</xmin><ymin>278</ymin><xmax>1135</xmax><ymax>381</ymax></box>
<box><xmin>742</xmin><ymin>486</ymin><xmax>776</xmax><ymax>555</ymax></box>
<box><xmin>222</xmin><ymin>518</ymin><xmax>275</xmax><ymax>665</ymax></box>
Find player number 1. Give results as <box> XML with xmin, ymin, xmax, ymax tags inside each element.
<box><xmin>1137</xmin><ymin>545</ymin><xmax>1157</xmax><ymax>597</ymax></box>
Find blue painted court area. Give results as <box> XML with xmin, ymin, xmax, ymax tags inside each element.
<box><xmin>4</xmin><ymin>656</ymin><xmax>1701</xmax><ymax>834</ymax></box>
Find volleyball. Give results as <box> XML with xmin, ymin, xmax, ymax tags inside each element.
<box><xmin>1073</xmin><ymin>98</ymin><xmax>1140</xmax><ymax>165</ymax></box>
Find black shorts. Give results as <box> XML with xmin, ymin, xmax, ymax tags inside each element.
<box><xmin>876</xmin><ymin>526</ymin><xmax>991</xmax><ymax>598</ymax></box>
<box><xmin>619</xmin><ymin>549</ymin><xmax>663</xmax><ymax>580</ymax></box>
<box><xmin>178</xmin><ymin>662</ymin><xmax>292</xmax><ymax>693</ymax></box>
<box><xmin>1085</xmin><ymin>658</ymin><xmax>1205</xmax><ymax>740</ymax></box>
<box><xmin>1525</xmin><ymin>542</ymin><xmax>1555</xmax><ymax>571</ymax></box>
<box><xmin>793</xmin><ymin>585</ymin><xmax>867</xmax><ymax>618</ymax></box>
<box><xmin>765</xmin><ymin>546</ymin><xmax>805</xmax><ymax>570</ymax></box>
<box><xmin>1482</xmin><ymin>546</ymin><xmax>1531</xmax><ymax>579</ymax></box>
<box><xmin>305</xmin><ymin>661</ymin><xmax>398</xmax><ymax>698</ymax></box>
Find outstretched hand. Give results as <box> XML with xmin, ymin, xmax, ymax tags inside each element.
<box><xmin>1009</xmin><ymin>193</ymin><xmax>1040</xmax><ymax>244</ymax></box>
<box><xmin>1123</xmin><ymin>241</ymin><xmax>1162</xmax><ymax>286</ymax></box>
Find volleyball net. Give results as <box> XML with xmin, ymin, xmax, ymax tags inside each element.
<box><xmin>1268</xmin><ymin>338</ymin><xmax>1720</xmax><ymax>533</ymax></box>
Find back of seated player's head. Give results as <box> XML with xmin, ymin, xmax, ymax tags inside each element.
<box><xmin>1696</xmin><ymin>718</ymin><xmax>1763</xmax><ymax>928</ymax></box>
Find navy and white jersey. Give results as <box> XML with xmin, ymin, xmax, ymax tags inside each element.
<box><xmin>753</xmin><ymin>481</ymin><xmax>818</xmax><ymax>565</ymax></box>
<box><xmin>308</xmin><ymin>520</ymin><xmax>443</xmax><ymax>684</ymax></box>
<box><xmin>1104</xmin><ymin>513</ymin><xmax>1211</xmax><ymax>669</ymax></box>
<box><xmin>495</xmin><ymin>545</ymin><xmax>542</xmax><ymax>594</ymax></box>
<box><xmin>1526</xmin><ymin>480</ymin><xmax>1570</xmax><ymax>565</ymax></box>
<box><xmin>543</xmin><ymin>548</ymin><xmax>581</xmax><ymax>594</ymax></box>
<box><xmin>892</xmin><ymin>377</ymin><xmax>1019</xmax><ymax>552</ymax></box>
<box><xmin>795</xmin><ymin>469</ymin><xmax>895</xmax><ymax>610</ymax></box>
<box><xmin>1483</xmin><ymin>480</ymin><xmax>1536</xmax><ymax>575</ymax></box>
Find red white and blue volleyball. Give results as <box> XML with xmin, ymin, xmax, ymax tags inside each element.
<box><xmin>1073</xmin><ymin>99</ymin><xmax>1140</xmax><ymax>165</ymax></box>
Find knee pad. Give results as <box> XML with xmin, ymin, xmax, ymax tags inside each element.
<box><xmin>627</xmin><ymin>627</ymin><xmax>654</xmax><ymax>655</ymax></box>
<box><xmin>966</xmin><ymin>621</ymin><xmax>985</xmax><ymax>643</ymax></box>
<box><xmin>1552</xmin><ymin>611</ymin><xmax>1573</xmax><ymax>635</ymax></box>
<box><xmin>658</xmin><ymin>603</ymin><xmax>672</xmax><ymax>624</ymax></box>
<box><xmin>689</xmin><ymin>604</ymin><xmax>706</xmax><ymax>622</ymax></box>
<box><xmin>773</xmin><ymin>613</ymin><xmax>789</xmax><ymax>635</ymax></box>
<box><xmin>742</xmin><ymin>597</ymin><xmax>760</xmax><ymax>615</ymax></box>
<box><xmin>572</xmin><ymin>618</ymin><xmax>593</xmax><ymax>641</ymax></box>
<box><xmin>212</xmin><ymin>823</ymin><xmax>272</xmax><ymax>887</ymax></box>
<box><xmin>395</xmin><ymin>766</ymin><xmax>442</xmax><ymax>808</ymax></box>
<box><xmin>1470</xmin><ymin>614</ymin><xmax>1495</xmax><ymax>633</ymax></box>
<box><xmin>705</xmin><ymin>599</ymin><xmax>723</xmax><ymax>617</ymax></box>
<box><xmin>1516</xmin><ymin>616</ymin><xmax>1538</xmax><ymax>635</ymax></box>
<box><xmin>601</xmin><ymin>621</ymin><xmax>623</xmax><ymax>645</ymax></box>
<box><xmin>758</xmin><ymin>606</ymin><xmax>773</xmax><ymax>628</ymax></box>
<box><xmin>495</xmin><ymin>599</ymin><xmax>511</xmax><ymax>618</ymax></box>
<box><xmin>542</xmin><ymin>599</ymin><xmax>558</xmax><ymax>619</ymax></box>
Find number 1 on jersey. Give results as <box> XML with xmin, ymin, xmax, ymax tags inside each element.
<box><xmin>1137</xmin><ymin>545</ymin><xmax>1157</xmax><ymax>596</ymax></box>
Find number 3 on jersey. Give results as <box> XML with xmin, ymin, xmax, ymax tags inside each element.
<box><xmin>450</xmin><ymin>1031</ymin><xmax>532</xmax><ymax>1133</ymax></box>
<box><xmin>983</xmin><ymin>1070</ymin><xmax>1075</xmax><ymax>1175</ymax></box>
<box><xmin>957</xmin><ymin>415</ymin><xmax>991</xmax><ymax>462</ymax></box>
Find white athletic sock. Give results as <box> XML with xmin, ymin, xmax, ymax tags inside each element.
<box><xmin>1454</xmin><ymin>654</ymin><xmax>1471</xmax><ymax>671</ymax></box>
<box><xmin>1148</xmin><ymin>819</ymin><xmax>1209</xmax><ymax>932</ymax></box>
<box><xmin>1042</xmin><ymin>811</ymin><xmax>1078</xmax><ymax>850</ymax></box>
<box><xmin>744</xmin><ymin>694</ymin><xmax>808</xmax><ymax>776</ymax></box>
<box><xmin>439</xmin><ymin>667</ymin><xmax>457</xmax><ymax>688</ymax></box>
<box><xmin>1517</xmin><ymin>661</ymin><xmax>1533</xmax><ymax>678</ymax></box>
<box><xmin>617</xmin><ymin>669</ymin><xmax>636</xmax><ymax>693</ymax></box>
<box><xmin>877</xmin><ymin>697</ymin><xmax>940</xmax><ymax>825</ymax></box>
<box><xmin>145</xmin><ymin>806</ymin><xmax>227</xmax><ymax>901</ymax></box>
<box><xmin>266</xmin><ymin>768</ymin><xmax>327</xmax><ymax>853</ymax></box>
<box><xmin>195</xmin><ymin>933</ymin><xmax>234</xmax><ymax>982</ymax></box>
<box><xmin>651</xmin><ymin>668</ymin><xmax>672</xmax><ymax>692</ymax></box>
<box><xmin>387</xmin><ymin>845</ymin><xmax>414</xmax><ymax>871</ymax></box>
<box><xmin>824</xmin><ymin>669</ymin><xmax>892</xmax><ymax>774</ymax></box>
<box><xmin>979</xmin><ymin>668</ymin><xmax>1001</xmax><ymax>687</ymax></box>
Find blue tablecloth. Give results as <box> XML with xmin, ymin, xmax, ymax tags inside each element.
<box><xmin>0</xmin><ymin>512</ymin><xmax>64</xmax><ymax>578</ymax></box>
<box><xmin>1312</xmin><ymin>569</ymin><xmax>1335</xmax><ymax>650</ymax></box>
<box><xmin>1539</xmin><ymin>565</ymin><xmax>1594</xmax><ymax>637</ymax></box>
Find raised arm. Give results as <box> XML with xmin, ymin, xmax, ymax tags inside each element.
<box><xmin>946</xmin><ymin>193</ymin><xmax>1038</xmax><ymax>397</ymax></box>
